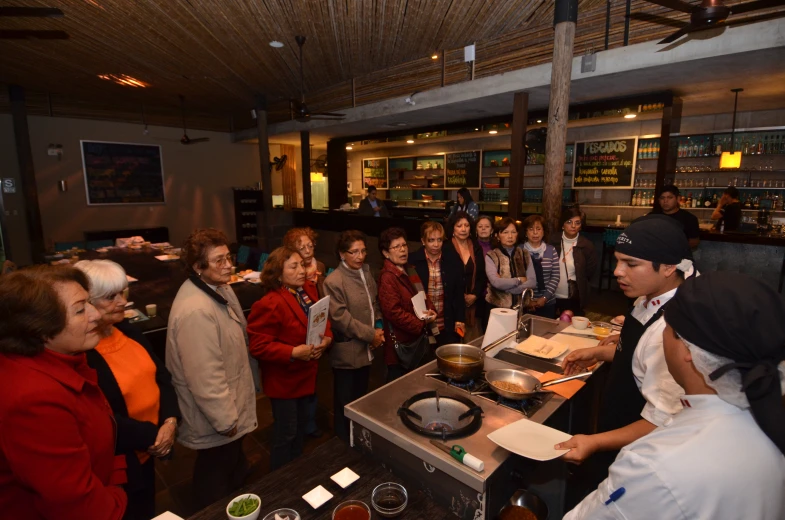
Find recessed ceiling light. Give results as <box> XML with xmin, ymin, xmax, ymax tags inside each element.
<box><xmin>269</xmin><ymin>41</ymin><xmax>284</xmax><ymax>48</ymax></box>
<box><xmin>98</xmin><ymin>73</ymin><xmax>149</xmax><ymax>88</ymax></box>
<box><xmin>431</xmin><ymin>54</ymin><xmax>439</xmax><ymax>60</ymax></box>
<box><xmin>536</xmin><ymin>119</ymin><xmax>542</xmax><ymax>123</ymax></box>
<box><xmin>406</xmin><ymin>139</ymin><xmax>414</xmax><ymax>144</ymax></box>
<box><xmin>489</xmin><ymin>130</ymin><xmax>498</xmax><ymax>135</ymax></box>
<box><xmin>474</xmin><ymin>128</ymin><xmax>479</xmax><ymax>131</ymax></box>
<box><xmin>624</xmin><ymin>113</ymin><xmax>637</xmax><ymax>119</ymax></box>
<box><xmin>345</xmin><ymin>146</ymin><xmax>353</xmax><ymax>150</ymax></box>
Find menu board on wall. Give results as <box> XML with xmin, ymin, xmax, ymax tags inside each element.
<box><xmin>445</xmin><ymin>151</ymin><xmax>480</xmax><ymax>188</ymax></box>
<box><xmin>362</xmin><ymin>157</ymin><xmax>388</xmax><ymax>189</ymax></box>
<box><xmin>81</xmin><ymin>141</ymin><xmax>165</xmax><ymax>205</ymax></box>
<box><xmin>572</xmin><ymin>137</ymin><xmax>638</xmax><ymax>189</ymax></box>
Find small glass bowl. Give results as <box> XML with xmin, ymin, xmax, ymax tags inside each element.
<box><xmin>371</xmin><ymin>482</ymin><xmax>408</xmax><ymax>518</ymax></box>
<box><xmin>332</xmin><ymin>500</ymin><xmax>371</xmax><ymax>520</ymax></box>
<box><xmin>261</xmin><ymin>509</ymin><xmax>300</xmax><ymax>520</ymax></box>
<box><xmin>592</xmin><ymin>321</ymin><xmax>613</xmax><ymax>337</ymax></box>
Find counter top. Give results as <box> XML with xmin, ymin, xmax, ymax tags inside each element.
<box><xmin>187</xmin><ymin>437</ymin><xmax>449</xmax><ymax>520</ymax></box>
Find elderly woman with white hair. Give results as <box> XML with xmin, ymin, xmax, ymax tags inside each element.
<box><xmin>75</xmin><ymin>259</ymin><xmax>180</xmax><ymax>520</ymax></box>
<box><xmin>565</xmin><ymin>271</ymin><xmax>785</xmax><ymax>520</ymax></box>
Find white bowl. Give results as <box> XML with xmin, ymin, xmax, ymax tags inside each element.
<box><xmin>226</xmin><ymin>493</ymin><xmax>262</xmax><ymax>520</ymax></box>
<box><xmin>261</xmin><ymin>509</ymin><xmax>300</xmax><ymax>520</ymax></box>
<box><xmin>572</xmin><ymin>316</ymin><xmax>590</xmax><ymax>329</ymax></box>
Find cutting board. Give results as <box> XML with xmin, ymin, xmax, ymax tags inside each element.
<box><xmin>544</xmin><ymin>333</ymin><xmax>600</xmax><ymax>363</ymax></box>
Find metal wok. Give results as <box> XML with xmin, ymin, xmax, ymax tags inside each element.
<box><xmin>484</xmin><ymin>368</ymin><xmax>590</xmax><ymax>400</ymax></box>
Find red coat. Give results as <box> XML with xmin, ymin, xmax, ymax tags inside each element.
<box><xmin>247</xmin><ymin>282</ymin><xmax>332</xmax><ymax>399</ymax></box>
<box><xmin>378</xmin><ymin>260</ymin><xmax>435</xmax><ymax>366</ymax></box>
<box><xmin>0</xmin><ymin>349</ymin><xmax>127</xmax><ymax>520</ymax></box>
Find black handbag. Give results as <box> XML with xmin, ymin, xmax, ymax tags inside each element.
<box><xmin>387</xmin><ymin>322</ymin><xmax>428</xmax><ymax>371</ymax></box>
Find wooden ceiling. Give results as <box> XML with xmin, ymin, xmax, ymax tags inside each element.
<box><xmin>1</xmin><ymin>0</ymin><xmax>783</xmax><ymax>131</ymax></box>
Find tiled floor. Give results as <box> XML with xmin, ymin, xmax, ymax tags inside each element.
<box><xmin>152</xmin><ymin>289</ymin><xmax>629</xmax><ymax>517</ymax></box>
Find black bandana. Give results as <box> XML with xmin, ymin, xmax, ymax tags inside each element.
<box><xmin>665</xmin><ymin>271</ymin><xmax>785</xmax><ymax>455</ymax></box>
<box><xmin>615</xmin><ymin>214</ymin><xmax>691</xmax><ymax>265</ymax></box>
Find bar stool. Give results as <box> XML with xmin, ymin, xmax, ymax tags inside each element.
<box><xmin>600</xmin><ymin>228</ymin><xmax>623</xmax><ymax>291</ymax></box>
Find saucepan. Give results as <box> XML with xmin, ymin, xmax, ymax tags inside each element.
<box><xmin>484</xmin><ymin>368</ymin><xmax>591</xmax><ymax>400</ymax></box>
<box><xmin>435</xmin><ymin>344</ymin><xmax>485</xmax><ymax>382</ymax></box>
<box><xmin>496</xmin><ymin>489</ymin><xmax>549</xmax><ymax>520</ymax></box>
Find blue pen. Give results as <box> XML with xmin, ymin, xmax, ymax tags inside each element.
<box><xmin>604</xmin><ymin>487</ymin><xmax>625</xmax><ymax>506</ymax></box>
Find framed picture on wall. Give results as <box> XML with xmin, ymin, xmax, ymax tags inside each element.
<box><xmin>80</xmin><ymin>140</ymin><xmax>166</xmax><ymax>205</ymax></box>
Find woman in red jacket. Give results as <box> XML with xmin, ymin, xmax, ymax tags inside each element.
<box><xmin>247</xmin><ymin>246</ymin><xmax>332</xmax><ymax>470</ymax></box>
<box><xmin>0</xmin><ymin>266</ymin><xmax>127</xmax><ymax>520</ymax></box>
<box><xmin>378</xmin><ymin>227</ymin><xmax>437</xmax><ymax>382</ymax></box>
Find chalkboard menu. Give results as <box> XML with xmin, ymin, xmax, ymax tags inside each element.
<box><xmin>446</xmin><ymin>151</ymin><xmax>480</xmax><ymax>188</ymax></box>
<box><xmin>81</xmin><ymin>141</ymin><xmax>165</xmax><ymax>205</ymax></box>
<box><xmin>362</xmin><ymin>157</ymin><xmax>388</xmax><ymax>189</ymax></box>
<box><xmin>572</xmin><ymin>137</ymin><xmax>638</xmax><ymax>189</ymax></box>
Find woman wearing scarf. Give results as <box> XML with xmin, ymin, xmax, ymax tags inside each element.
<box><xmin>551</xmin><ymin>208</ymin><xmax>597</xmax><ymax>316</ymax></box>
<box><xmin>446</xmin><ymin>212</ymin><xmax>487</xmax><ymax>341</ymax></box>
<box><xmin>247</xmin><ymin>246</ymin><xmax>332</xmax><ymax>470</ymax></box>
<box><xmin>565</xmin><ymin>271</ymin><xmax>785</xmax><ymax>519</ymax></box>
<box><xmin>521</xmin><ymin>215</ymin><xmax>560</xmax><ymax>319</ymax></box>
<box><xmin>283</xmin><ymin>228</ymin><xmax>326</xmax><ymax>297</ymax></box>
<box><xmin>378</xmin><ymin>227</ymin><xmax>437</xmax><ymax>382</ymax></box>
<box><xmin>485</xmin><ymin>217</ymin><xmax>536</xmax><ymax>310</ymax></box>
<box><xmin>323</xmin><ymin>231</ymin><xmax>384</xmax><ymax>443</ymax></box>
<box><xmin>475</xmin><ymin>216</ymin><xmax>494</xmax><ymax>330</ymax></box>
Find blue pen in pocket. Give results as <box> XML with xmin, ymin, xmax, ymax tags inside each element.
<box><xmin>604</xmin><ymin>487</ymin><xmax>625</xmax><ymax>506</ymax></box>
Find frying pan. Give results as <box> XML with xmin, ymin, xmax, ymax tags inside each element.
<box><xmin>484</xmin><ymin>368</ymin><xmax>591</xmax><ymax>400</ymax></box>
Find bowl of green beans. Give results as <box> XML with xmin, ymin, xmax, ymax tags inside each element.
<box><xmin>226</xmin><ymin>493</ymin><xmax>261</xmax><ymax>520</ymax></box>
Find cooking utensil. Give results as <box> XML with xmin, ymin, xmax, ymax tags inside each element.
<box><xmin>484</xmin><ymin>368</ymin><xmax>590</xmax><ymax>400</ymax></box>
<box><xmin>435</xmin><ymin>344</ymin><xmax>484</xmax><ymax>382</ymax></box>
<box><xmin>554</xmin><ymin>331</ymin><xmax>600</xmax><ymax>339</ymax></box>
<box><xmin>497</xmin><ymin>489</ymin><xmax>549</xmax><ymax>520</ymax></box>
<box><xmin>429</xmin><ymin>440</ymin><xmax>484</xmax><ymax>472</ymax></box>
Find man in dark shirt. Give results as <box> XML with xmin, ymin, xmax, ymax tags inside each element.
<box><xmin>358</xmin><ymin>185</ymin><xmax>389</xmax><ymax>217</ymax></box>
<box><xmin>652</xmin><ymin>185</ymin><xmax>700</xmax><ymax>249</ymax></box>
<box><xmin>712</xmin><ymin>186</ymin><xmax>742</xmax><ymax>232</ymax></box>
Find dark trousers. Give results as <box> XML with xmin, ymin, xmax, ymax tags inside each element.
<box><xmin>192</xmin><ymin>436</ymin><xmax>248</xmax><ymax>510</ymax></box>
<box><xmin>269</xmin><ymin>395</ymin><xmax>313</xmax><ymax>471</ymax></box>
<box><xmin>333</xmin><ymin>366</ymin><xmax>371</xmax><ymax>443</ymax></box>
<box><xmin>477</xmin><ymin>299</ymin><xmax>491</xmax><ymax>332</ymax></box>
<box><xmin>532</xmin><ymin>301</ymin><xmax>558</xmax><ymax>319</ymax></box>
<box><xmin>123</xmin><ymin>457</ymin><xmax>155</xmax><ymax>520</ymax></box>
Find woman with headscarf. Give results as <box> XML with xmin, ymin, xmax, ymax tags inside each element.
<box><xmin>565</xmin><ymin>271</ymin><xmax>785</xmax><ymax>519</ymax></box>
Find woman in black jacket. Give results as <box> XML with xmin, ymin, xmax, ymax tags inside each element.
<box><xmin>77</xmin><ymin>260</ymin><xmax>180</xmax><ymax>520</ymax></box>
<box><xmin>550</xmin><ymin>208</ymin><xmax>598</xmax><ymax>316</ymax></box>
<box><xmin>446</xmin><ymin>211</ymin><xmax>487</xmax><ymax>341</ymax></box>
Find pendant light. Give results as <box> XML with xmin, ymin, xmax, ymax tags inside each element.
<box><xmin>719</xmin><ymin>88</ymin><xmax>743</xmax><ymax>169</ymax></box>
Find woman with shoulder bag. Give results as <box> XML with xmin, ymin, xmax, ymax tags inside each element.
<box><xmin>551</xmin><ymin>208</ymin><xmax>598</xmax><ymax>316</ymax></box>
<box><xmin>378</xmin><ymin>227</ymin><xmax>438</xmax><ymax>382</ymax></box>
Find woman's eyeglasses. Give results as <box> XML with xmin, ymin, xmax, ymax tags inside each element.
<box><xmin>298</xmin><ymin>243</ymin><xmax>315</xmax><ymax>252</ymax></box>
<box><xmin>346</xmin><ymin>248</ymin><xmax>367</xmax><ymax>257</ymax></box>
<box><xmin>388</xmin><ymin>243</ymin><xmax>408</xmax><ymax>252</ymax></box>
<box><xmin>565</xmin><ymin>219</ymin><xmax>582</xmax><ymax>227</ymax></box>
<box><xmin>209</xmin><ymin>254</ymin><xmax>233</xmax><ymax>267</ymax></box>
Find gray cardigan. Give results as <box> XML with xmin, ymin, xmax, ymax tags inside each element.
<box><xmin>165</xmin><ymin>278</ymin><xmax>257</xmax><ymax>449</ymax></box>
<box><xmin>323</xmin><ymin>262</ymin><xmax>382</xmax><ymax>370</ymax></box>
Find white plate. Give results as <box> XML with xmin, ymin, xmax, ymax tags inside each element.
<box><xmin>330</xmin><ymin>467</ymin><xmax>359</xmax><ymax>488</ymax></box>
<box><xmin>488</xmin><ymin>418</ymin><xmax>572</xmax><ymax>461</ymax></box>
<box><xmin>155</xmin><ymin>254</ymin><xmax>180</xmax><ymax>262</ymax></box>
<box><xmin>515</xmin><ymin>336</ymin><xmax>568</xmax><ymax>359</ymax></box>
<box><xmin>302</xmin><ymin>485</ymin><xmax>333</xmax><ymax>509</ymax></box>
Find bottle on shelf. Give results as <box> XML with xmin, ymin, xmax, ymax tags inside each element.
<box><xmin>712</xmin><ymin>193</ymin><xmax>719</xmax><ymax>207</ymax></box>
<box><xmin>743</xmin><ymin>195</ymin><xmax>752</xmax><ymax>209</ymax></box>
<box><xmin>703</xmin><ymin>193</ymin><xmax>712</xmax><ymax>208</ymax></box>
<box><xmin>686</xmin><ymin>192</ymin><xmax>693</xmax><ymax>207</ymax></box>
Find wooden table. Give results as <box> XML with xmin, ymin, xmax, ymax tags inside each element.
<box><xmin>187</xmin><ymin>437</ymin><xmax>450</xmax><ymax>520</ymax></box>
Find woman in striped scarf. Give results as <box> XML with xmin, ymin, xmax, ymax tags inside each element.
<box><xmin>521</xmin><ymin>215</ymin><xmax>560</xmax><ymax>319</ymax></box>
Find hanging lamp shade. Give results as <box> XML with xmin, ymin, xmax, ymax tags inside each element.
<box><xmin>722</xmin><ymin>88</ymin><xmax>744</xmax><ymax>169</ymax></box>
<box><xmin>720</xmin><ymin>151</ymin><xmax>741</xmax><ymax>169</ymax></box>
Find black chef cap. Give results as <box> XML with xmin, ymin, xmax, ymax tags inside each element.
<box><xmin>665</xmin><ymin>271</ymin><xmax>785</xmax><ymax>455</ymax></box>
<box><xmin>615</xmin><ymin>214</ymin><xmax>692</xmax><ymax>266</ymax></box>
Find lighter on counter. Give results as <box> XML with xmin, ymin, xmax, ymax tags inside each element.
<box><xmin>430</xmin><ymin>440</ymin><xmax>484</xmax><ymax>472</ymax></box>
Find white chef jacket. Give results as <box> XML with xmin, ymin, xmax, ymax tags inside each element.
<box><xmin>628</xmin><ymin>288</ymin><xmax>684</xmax><ymax>427</ymax></box>
<box><xmin>565</xmin><ymin>395</ymin><xmax>785</xmax><ymax>520</ymax></box>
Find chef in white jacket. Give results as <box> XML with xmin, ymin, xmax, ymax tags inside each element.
<box><xmin>565</xmin><ymin>271</ymin><xmax>785</xmax><ymax>520</ymax></box>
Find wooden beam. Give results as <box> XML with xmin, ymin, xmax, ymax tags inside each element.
<box><xmin>9</xmin><ymin>85</ymin><xmax>45</xmax><ymax>262</ymax></box>
<box><xmin>254</xmin><ymin>95</ymin><xmax>273</xmax><ymax>250</ymax></box>
<box><xmin>327</xmin><ymin>140</ymin><xmax>348</xmax><ymax>210</ymax></box>
<box><xmin>543</xmin><ymin>0</ymin><xmax>577</xmax><ymax>237</ymax></box>
<box><xmin>508</xmin><ymin>92</ymin><xmax>528</xmax><ymax>221</ymax></box>
<box><xmin>300</xmin><ymin>131</ymin><xmax>312</xmax><ymax>211</ymax></box>
<box><xmin>654</xmin><ymin>95</ymin><xmax>682</xmax><ymax>210</ymax></box>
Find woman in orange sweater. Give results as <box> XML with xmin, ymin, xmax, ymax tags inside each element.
<box><xmin>76</xmin><ymin>260</ymin><xmax>180</xmax><ymax>520</ymax></box>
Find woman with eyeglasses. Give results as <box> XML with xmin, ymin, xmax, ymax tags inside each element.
<box><xmin>486</xmin><ymin>217</ymin><xmax>537</xmax><ymax>310</ymax></box>
<box><xmin>166</xmin><ymin>229</ymin><xmax>258</xmax><ymax>509</ymax></box>
<box><xmin>323</xmin><ymin>231</ymin><xmax>383</xmax><ymax>443</ymax></box>
<box><xmin>378</xmin><ymin>227</ymin><xmax>437</xmax><ymax>382</ymax></box>
<box><xmin>551</xmin><ymin>208</ymin><xmax>597</xmax><ymax>317</ymax></box>
<box><xmin>75</xmin><ymin>260</ymin><xmax>180</xmax><ymax>520</ymax></box>
<box><xmin>284</xmin><ymin>227</ymin><xmax>326</xmax><ymax>298</ymax></box>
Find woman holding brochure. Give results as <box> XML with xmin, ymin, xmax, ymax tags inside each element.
<box><xmin>247</xmin><ymin>246</ymin><xmax>332</xmax><ymax>470</ymax></box>
<box><xmin>323</xmin><ymin>230</ymin><xmax>384</xmax><ymax>443</ymax></box>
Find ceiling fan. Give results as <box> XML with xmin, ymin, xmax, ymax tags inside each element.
<box><xmin>178</xmin><ymin>95</ymin><xmax>210</xmax><ymax>145</ymax></box>
<box><xmin>641</xmin><ymin>0</ymin><xmax>785</xmax><ymax>44</ymax></box>
<box><xmin>290</xmin><ymin>35</ymin><xmax>345</xmax><ymax>123</ymax></box>
<box><xmin>0</xmin><ymin>6</ymin><xmax>68</xmax><ymax>40</ymax></box>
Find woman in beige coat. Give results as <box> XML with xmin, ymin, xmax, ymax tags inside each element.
<box><xmin>166</xmin><ymin>229</ymin><xmax>257</xmax><ymax>509</ymax></box>
<box><xmin>323</xmin><ymin>230</ymin><xmax>384</xmax><ymax>443</ymax></box>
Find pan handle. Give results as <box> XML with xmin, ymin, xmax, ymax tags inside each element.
<box><xmin>539</xmin><ymin>372</ymin><xmax>592</xmax><ymax>388</ymax></box>
<box><xmin>481</xmin><ymin>329</ymin><xmax>518</xmax><ymax>352</ymax></box>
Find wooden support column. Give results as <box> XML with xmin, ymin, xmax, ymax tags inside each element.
<box><xmin>255</xmin><ymin>95</ymin><xmax>273</xmax><ymax>250</ymax></box>
<box><xmin>508</xmin><ymin>92</ymin><xmax>528</xmax><ymax>220</ymax></box>
<box><xmin>543</xmin><ymin>0</ymin><xmax>577</xmax><ymax>236</ymax></box>
<box><xmin>300</xmin><ymin>131</ymin><xmax>312</xmax><ymax>211</ymax></box>
<box><xmin>654</xmin><ymin>95</ymin><xmax>682</xmax><ymax>210</ymax></box>
<box><xmin>9</xmin><ymin>85</ymin><xmax>45</xmax><ymax>262</ymax></box>
<box><xmin>326</xmin><ymin>140</ymin><xmax>348</xmax><ymax>210</ymax></box>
